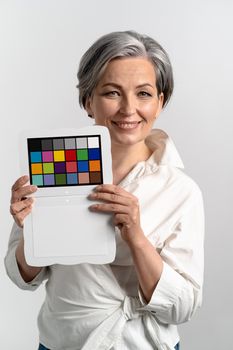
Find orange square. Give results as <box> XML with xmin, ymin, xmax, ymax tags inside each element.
<box><xmin>89</xmin><ymin>160</ymin><xmax>101</xmax><ymax>172</ymax></box>
<box><xmin>31</xmin><ymin>163</ymin><xmax>43</xmax><ymax>174</ymax></box>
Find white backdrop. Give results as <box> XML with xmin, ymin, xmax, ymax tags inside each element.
<box><xmin>0</xmin><ymin>0</ymin><xmax>232</xmax><ymax>349</ymax></box>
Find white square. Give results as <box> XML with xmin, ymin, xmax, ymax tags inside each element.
<box><xmin>88</xmin><ymin>136</ymin><xmax>99</xmax><ymax>148</ymax></box>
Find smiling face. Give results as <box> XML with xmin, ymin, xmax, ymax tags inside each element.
<box><xmin>85</xmin><ymin>57</ymin><xmax>164</xmax><ymax>151</ymax></box>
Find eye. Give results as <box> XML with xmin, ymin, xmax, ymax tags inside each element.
<box><xmin>104</xmin><ymin>91</ymin><xmax>120</xmax><ymax>97</ymax></box>
<box><xmin>138</xmin><ymin>91</ymin><xmax>152</xmax><ymax>97</ymax></box>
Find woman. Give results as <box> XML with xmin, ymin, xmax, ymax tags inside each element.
<box><xmin>5</xmin><ymin>31</ymin><xmax>204</xmax><ymax>350</ymax></box>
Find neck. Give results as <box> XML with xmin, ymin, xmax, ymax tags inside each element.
<box><xmin>111</xmin><ymin>142</ymin><xmax>151</xmax><ymax>185</ymax></box>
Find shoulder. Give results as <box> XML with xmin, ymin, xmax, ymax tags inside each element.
<box><xmin>164</xmin><ymin>165</ymin><xmax>204</xmax><ymax>207</ymax></box>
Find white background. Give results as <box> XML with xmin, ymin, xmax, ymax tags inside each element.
<box><xmin>0</xmin><ymin>0</ymin><xmax>232</xmax><ymax>349</ymax></box>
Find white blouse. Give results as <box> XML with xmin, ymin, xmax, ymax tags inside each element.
<box><xmin>5</xmin><ymin>129</ymin><xmax>205</xmax><ymax>350</ymax></box>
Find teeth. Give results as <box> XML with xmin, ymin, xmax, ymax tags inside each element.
<box><xmin>114</xmin><ymin>122</ymin><xmax>140</xmax><ymax>129</ymax></box>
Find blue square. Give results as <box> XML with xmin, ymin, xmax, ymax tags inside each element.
<box><xmin>67</xmin><ymin>173</ymin><xmax>78</xmax><ymax>184</ymax></box>
<box><xmin>30</xmin><ymin>151</ymin><xmax>42</xmax><ymax>163</ymax></box>
<box><xmin>88</xmin><ymin>148</ymin><xmax>100</xmax><ymax>160</ymax></box>
<box><xmin>78</xmin><ymin>161</ymin><xmax>89</xmax><ymax>172</ymax></box>
<box><xmin>44</xmin><ymin>174</ymin><xmax>55</xmax><ymax>186</ymax></box>
<box><xmin>32</xmin><ymin>175</ymin><xmax>43</xmax><ymax>186</ymax></box>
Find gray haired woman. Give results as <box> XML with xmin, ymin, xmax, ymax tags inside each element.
<box><xmin>5</xmin><ymin>30</ymin><xmax>204</xmax><ymax>350</ymax></box>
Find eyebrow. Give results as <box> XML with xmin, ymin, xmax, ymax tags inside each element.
<box><xmin>100</xmin><ymin>82</ymin><xmax>155</xmax><ymax>89</ymax></box>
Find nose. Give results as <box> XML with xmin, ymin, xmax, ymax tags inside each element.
<box><xmin>119</xmin><ymin>94</ymin><xmax>136</xmax><ymax>116</ymax></box>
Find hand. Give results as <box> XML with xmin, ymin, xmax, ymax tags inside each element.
<box><xmin>10</xmin><ymin>175</ymin><xmax>37</xmax><ymax>228</ymax></box>
<box><xmin>89</xmin><ymin>184</ymin><xmax>144</xmax><ymax>245</ymax></box>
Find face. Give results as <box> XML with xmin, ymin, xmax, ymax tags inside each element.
<box><xmin>85</xmin><ymin>57</ymin><xmax>164</xmax><ymax>149</ymax></box>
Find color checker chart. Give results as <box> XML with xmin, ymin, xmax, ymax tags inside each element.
<box><xmin>27</xmin><ymin>135</ymin><xmax>103</xmax><ymax>187</ymax></box>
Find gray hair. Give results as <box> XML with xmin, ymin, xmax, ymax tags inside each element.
<box><xmin>77</xmin><ymin>30</ymin><xmax>174</xmax><ymax>108</ymax></box>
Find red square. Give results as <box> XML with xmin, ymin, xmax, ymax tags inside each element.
<box><xmin>65</xmin><ymin>150</ymin><xmax>77</xmax><ymax>161</ymax></box>
<box><xmin>66</xmin><ymin>162</ymin><xmax>77</xmax><ymax>173</ymax></box>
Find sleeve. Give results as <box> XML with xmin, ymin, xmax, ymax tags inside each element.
<box><xmin>139</xmin><ymin>185</ymin><xmax>205</xmax><ymax>325</ymax></box>
<box><xmin>4</xmin><ymin>222</ymin><xmax>48</xmax><ymax>291</ymax></box>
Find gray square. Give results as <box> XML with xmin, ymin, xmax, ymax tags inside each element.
<box><xmin>76</xmin><ymin>137</ymin><xmax>87</xmax><ymax>149</ymax></box>
<box><xmin>41</xmin><ymin>139</ymin><xmax>53</xmax><ymax>151</ymax></box>
<box><xmin>65</xmin><ymin>138</ymin><xmax>76</xmax><ymax>149</ymax></box>
<box><xmin>53</xmin><ymin>138</ymin><xmax>64</xmax><ymax>150</ymax></box>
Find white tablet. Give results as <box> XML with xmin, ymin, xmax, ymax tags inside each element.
<box><xmin>20</xmin><ymin>125</ymin><xmax>116</xmax><ymax>266</ymax></box>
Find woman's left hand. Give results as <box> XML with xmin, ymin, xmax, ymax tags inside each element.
<box><xmin>88</xmin><ymin>184</ymin><xmax>144</xmax><ymax>246</ymax></box>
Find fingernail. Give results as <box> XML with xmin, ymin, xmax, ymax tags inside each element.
<box><xmin>88</xmin><ymin>193</ymin><xmax>97</xmax><ymax>198</ymax></box>
<box><xmin>89</xmin><ymin>204</ymin><xmax>98</xmax><ymax>211</ymax></box>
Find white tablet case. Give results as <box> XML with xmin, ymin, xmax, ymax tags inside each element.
<box><xmin>20</xmin><ymin>126</ymin><xmax>115</xmax><ymax>266</ymax></box>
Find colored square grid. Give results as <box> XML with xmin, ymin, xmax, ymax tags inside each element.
<box><xmin>27</xmin><ymin>134</ymin><xmax>103</xmax><ymax>187</ymax></box>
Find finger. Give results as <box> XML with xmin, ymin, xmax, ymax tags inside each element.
<box><xmin>88</xmin><ymin>191</ymin><xmax>132</xmax><ymax>206</ymax></box>
<box><xmin>89</xmin><ymin>202</ymin><xmax>130</xmax><ymax>214</ymax></box>
<box><xmin>11</xmin><ymin>185</ymin><xmax>37</xmax><ymax>203</ymax></box>
<box><xmin>14</xmin><ymin>205</ymin><xmax>33</xmax><ymax>228</ymax></box>
<box><xmin>10</xmin><ymin>197</ymin><xmax>34</xmax><ymax>215</ymax></box>
<box><xmin>94</xmin><ymin>184</ymin><xmax>134</xmax><ymax>199</ymax></box>
<box><xmin>113</xmin><ymin>213</ymin><xmax>130</xmax><ymax>227</ymax></box>
<box><xmin>11</xmin><ymin>175</ymin><xmax>29</xmax><ymax>192</ymax></box>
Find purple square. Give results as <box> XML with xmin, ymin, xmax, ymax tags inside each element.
<box><xmin>42</xmin><ymin>151</ymin><xmax>53</xmax><ymax>162</ymax></box>
<box><xmin>54</xmin><ymin>162</ymin><xmax>66</xmax><ymax>173</ymax></box>
<box><xmin>44</xmin><ymin>174</ymin><xmax>55</xmax><ymax>185</ymax></box>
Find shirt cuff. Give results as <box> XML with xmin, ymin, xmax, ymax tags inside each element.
<box><xmin>138</xmin><ymin>262</ymin><xmax>185</xmax><ymax>313</ymax></box>
<box><xmin>4</xmin><ymin>245</ymin><xmax>47</xmax><ymax>291</ymax></box>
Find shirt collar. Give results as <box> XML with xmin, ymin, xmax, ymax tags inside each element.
<box><xmin>119</xmin><ymin>128</ymin><xmax>184</xmax><ymax>188</ymax></box>
<box><xmin>146</xmin><ymin>129</ymin><xmax>184</xmax><ymax>169</ymax></box>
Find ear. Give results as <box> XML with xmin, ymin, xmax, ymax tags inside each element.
<box><xmin>84</xmin><ymin>96</ymin><xmax>93</xmax><ymax>117</ymax></box>
<box><xmin>155</xmin><ymin>93</ymin><xmax>164</xmax><ymax>118</ymax></box>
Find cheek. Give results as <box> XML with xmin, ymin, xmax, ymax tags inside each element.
<box><xmin>94</xmin><ymin>101</ymin><xmax>118</xmax><ymax>118</ymax></box>
<box><xmin>140</xmin><ymin>102</ymin><xmax>158</xmax><ymax>119</ymax></box>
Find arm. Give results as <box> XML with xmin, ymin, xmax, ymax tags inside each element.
<box><xmin>15</xmin><ymin>236</ymin><xmax>43</xmax><ymax>283</ymax></box>
<box><xmin>89</xmin><ymin>183</ymin><xmax>205</xmax><ymax>324</ymax></box>
<box><xmin>5</xmin><ymin>176</ymin><xmax>47</xmax><ymax>288</ymax></box>
<box><xmin>89</xmin><ymin>184</ymin><xmax>163</xmax><ymax>301</ymax></box>
<box><xmin>143</xmin><ymin>187</ymin><xmax>205</xmax><ymax>324</ymax></box>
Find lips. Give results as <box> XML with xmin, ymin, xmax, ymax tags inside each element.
<box><xmin>112</xmin><ymin>121</ymin><xmax>141</xmax><ymax>129</ymax></box>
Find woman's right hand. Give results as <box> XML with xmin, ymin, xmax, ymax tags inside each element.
<box><xmin>10</xmin><ymin>175</ymin><xmax>37</xmax><ymax>228</ymax></box>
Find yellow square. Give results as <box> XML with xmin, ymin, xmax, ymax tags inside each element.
<box><xmin>31</xmin><ymin>163</ymin><xmax>42</xmax><ymax>174</ymax></box>
<box><xmin>54</xmin><ymin>150</ymin><xmax>65</xmax><ymax>161</ymax></box>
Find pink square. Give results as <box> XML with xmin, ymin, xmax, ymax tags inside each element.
<box><xmin>42</xmin><ymin>151</ymin><xmax>53</xmax><ymax>162</ymax></box>
<box><xmin>66</xmin><ymin>161</ymin><xmax>77</xmax><ymax>173</ymax></box>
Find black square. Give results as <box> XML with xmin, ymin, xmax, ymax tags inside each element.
<box><xmin>28</xmin><ymin>138</ymin><xmax>42</xmax><ymax>151</ymax></box>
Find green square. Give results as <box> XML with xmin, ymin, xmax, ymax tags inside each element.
<box><xmin>32</xmin><ymin>175</ymin><xmax>43</xmax><ymax>186</ymax></box>
<box><xmin>43</xmin><ymin>162</ymin><xmax>54</xmax><ymax>174</ymax></box>
<box><xmin>77</xmin><ymin>149</ymin><xmax>88</xmax><ymax>160</ymax></box>
<box><xmin>55</xmin><ymin>174</ymin><xmax>66</xmax><ymax>185</ymax></box>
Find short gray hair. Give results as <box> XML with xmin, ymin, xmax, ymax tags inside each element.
<box><xmin>77</xmin><ymin>30</ymin><xmax>174</xmax><ymax>108</ymax></box>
